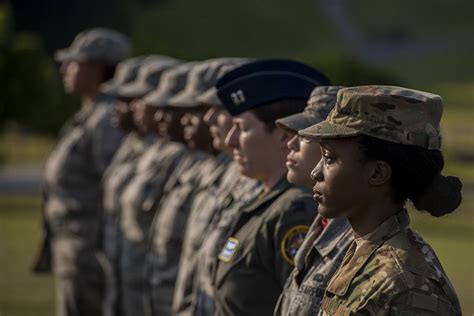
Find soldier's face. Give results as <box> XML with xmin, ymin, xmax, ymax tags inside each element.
<box><xmin>181</xmin><ymin>111</ymin><xmax>213</xmax><ymax>151</ymax></box>
<box><xmin>226</xmin><ymin>112</ymin><xmax>288</xmax><ymax>181</ymax></box>
<box><xmin>311</xmin><ymin>138</ymin><xmax>373</xmax><ymax>219</ymax></box>
<box><xmin>112</xmin><ymin>99</ymin><xmax>136</xmax><ymax>132</ymax></box>
<box><xmin>60</xmin><ymin>60</ymin><xmax>103</xmax><ymax>95</ymax></box>
<box><xmin>131</xmin><ymin>100</ymin><xmax>157</xmax><ymax>134</ymax></box>
<box><xmin>286</xmin><ymin>134</ymin><xmax>321</xmax><ymax>188</ymax></box>
<box><xmin>155</xmin><ymin>109</ymin><xmax>186</xmax><ymax>142</ymax></box>
<box><xmin>204</xmin><ymin>107</ymin><xmax>233</xmax><ymax>153</ymax></box>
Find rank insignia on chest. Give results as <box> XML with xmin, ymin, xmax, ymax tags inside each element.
<box><xmin>218</xmin><ymin>237</ymin><xmax>240</xmax><ymax>263</ymax></box>
<box><xmin>281</xmin><ymin>225</ymin><xmax>310</xmax><ymax>265</ymax></box>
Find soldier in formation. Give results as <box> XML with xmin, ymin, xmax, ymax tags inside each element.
<box><xmin>38</xmin><ymin>28</ymin><xmax>463</xmax><ymax>316</ymax></box>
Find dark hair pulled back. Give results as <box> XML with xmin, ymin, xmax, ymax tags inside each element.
<box><xmin>358</xmin><ymin>135</ymin><xmax>462</xmax><ymax>217</ymax></box>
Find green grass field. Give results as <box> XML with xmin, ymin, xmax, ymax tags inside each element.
<box><xmin>0</xmin><ymin>194</ymin><xmax>473</xmax><ymax>315</ymax></box>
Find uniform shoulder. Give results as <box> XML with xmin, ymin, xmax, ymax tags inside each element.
<box><xmin>266</xmin><ymin>185</ymin><xmax>315</xmax><ymax>218</ymax></box>
<box><xmin>358</xmin><ymin>228</ymin><xmax>458</xmax><ymax>311</ymax></box>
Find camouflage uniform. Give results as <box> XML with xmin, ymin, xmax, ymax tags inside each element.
<box><xmin>212</xmin><ymin>177</ymin><xmax>317</xmax><ymax>316</ymax></box>
<box><xmin>193</xmin><ymin>173</ymin><xmax>262</xmax><ymax>316</ymax></box>
<box><xmin>119</xmin><ymin>139</ymin><xmax>187</xmax><ymax>316</ymax></box>
<box><xmin>172</xmin><ymin>158</ymin><xmax>238</xmax><ymax>315</ymax></box>
<box><xmin>146</xmin><ymin>150</ymin><xmax>213</xmax><ymax>316</ymax></box>
<box><xmin>273</xmin><ymin>85</ymin><xmax>353</xmax><ymax>315</ymax></box>
<box><xmin>297</xmin><ymin>86</ymin><xmax>462</xmax><ymax>315</ymax></box>
<box><xmin>274</xmin><ymin>216</ymin><xmax>352</xmax><ymax>315</ymax></box>
<box><xmin>101</xmin><ymin>132</ymin><xmax>155</xmax><ymax>316</ymax></box>
<box><xmin>319</xmin><ymin>211</ymin><xmax>460</xmax><ymax>315</ymax></box>
<box><xmin>43</xmin><ymin>92</ymin><xmax>124</xmax><ymax>316</ymax></box>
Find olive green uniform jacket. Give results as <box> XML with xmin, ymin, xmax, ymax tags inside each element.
<box><xmin>319</xmin><ymin>210</ymin><xmax>461</xmax><ymax>316</ymax></box>
<box><xmin>213</xmin><ymin>176</ymin><xmax>317</xmax><ymax>316</ymax></box>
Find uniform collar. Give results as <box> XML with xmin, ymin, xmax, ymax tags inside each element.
<box><xmin>240</xmin><ymin>175</ymin><xmax>291</xmax><ymax>213</ymax></box>
<box><xmin>313</xmin><ymin>217</ymin><xmax>352</xmax><ymax>257</ymax></box>
<box><xmin>326</xmin><ymin>209</ymin><xmax>410</xmax><ymax>296</ymax></box>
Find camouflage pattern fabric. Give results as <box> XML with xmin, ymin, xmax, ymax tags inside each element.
<box><xmin>274</xmin><ymin>216</ymin><xmax>353</xmax><ymax>315</ymax></box>
<box><xmin>101</xmin><ymin>132</ymin><xmax>155</xmax><ymax>316</ymax></box>
<box><xmin>146</xmin><ymin>151</ymin><xmax>218</xmax><ymax>316</ymax></box>
<box><xmin>299</xmin><ymin>85</ymin><xmax>443</xmax><ymax>150</ymax></box>
<box><xmin>318</xmin><ymin>210</ymin><xmax>461</xmax><ymax>315</ymax></box>
<box><xmin>212</xmin><ymin>177</ymin><xmax>317</xmax><ymax>316</ymax></box>
<box><xmin>172</xmin><ymin>158</ymin><xmax>238</xmax><ymax>316</ymax></box>
<box><xmin>43</xmin><ymin>93</ymin><xmax>124</xmax><ymax>316</ymax></box>
<box><xmin>118</xmin><ymin>140</ymin><xmax>188</xmax><ymax>316</ymax></box>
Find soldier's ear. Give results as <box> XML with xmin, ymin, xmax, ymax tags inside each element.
<box><xmin>369</xmin><ymin>160</ymin><xmax>392</xmax><ymax>186</ymax></box>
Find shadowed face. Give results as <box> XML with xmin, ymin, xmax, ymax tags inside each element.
<box><xmin>286</xmin><ymin>134</ymin><xmax>321</xmax><ymax>187</ymax></box>
<box><xmin>203</xmin><ymin>107</ymin><xmax>233</xmax><ymax>153</ymax></box>
<box><xmin>154</xmin><ymin>108</ymin><xmax>186</xmax><ymax>143</ymax></box>
<box><xmin>131</xmin><ymin>100</ymin><xmax>158</xmax><ymax>134</ymax></box>
<box><xmin>60</xmin><ymin>60</ymin><xmax>103</xmax><ymax>95</ymax></box>
<box><xmin>311</xmin><ymin>138</ymin><xmax>372</xmax><ymax>219</ymax></box>
<box><xmin>112</xmin><ymin>99</ymin><xmax>136</xmax><ymax>132</ymax></box>
<box><xmin>181</xmin><ymin>109</ymin><xmax>214</xmax><ymax>152</ymax></box>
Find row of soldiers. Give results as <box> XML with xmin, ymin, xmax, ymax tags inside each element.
<box><xmin>34</xmin><ymin>28</ymin><xmax>463</xmax><ymax>316</ymax></box>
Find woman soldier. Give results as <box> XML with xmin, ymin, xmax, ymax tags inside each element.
<box><xmin>298</xmin><ymin>86</ymin><xmax>462</xmax><ymax>315</ymax></box>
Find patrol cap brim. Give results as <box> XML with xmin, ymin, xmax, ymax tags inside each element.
<box><xmin>276</xmin><ymin>112</ymin><xmax>326</xmax><ymax>134</ymax></box>
<box><xmin>298</xmin><ymin>121</ymin><xmax>361</xmax><ymax>139</ymax></box>
<box><xmin>196</xmin><ymin>88</ymin><xmax>222</xmax><ymax>107</ymax></box>
<box><xmin>100</xmin><ymin>82</ymin><xmax>121</xmax><ymax>97</ymax></box>
<box><xmin>167</xmin><ymin>91</ymin><xmax>201</xmax><ymax>108</ymax></box>
<box><xmin>55</xmin><ymin>48</ymin><xmax>88</xmax><ymax>63</ymax></box>
<box><xmin>117</xmin><ymin>82</ymin><xmax>153</xmax><ymax>99</ymax></box>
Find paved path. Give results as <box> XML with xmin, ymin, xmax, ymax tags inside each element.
<box><xmin>0</xmin><ymin>167</ymin><xmax>43</xmax><ymax>195</ymax></box>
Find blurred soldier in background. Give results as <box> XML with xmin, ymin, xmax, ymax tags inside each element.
<box><xmin>171</xmin><ymin>61</ymin><xmax>251</xmax><ymax>316</ymax></box>
<box><xmin>35</xmin><ymin>28</ymin><xmax>130</xmax><ymax>316</ymax></box>
<box><xmin>273</xmin><ymin>86</ymin><xmax>353</xmax><ymax>315</ymax></box>
<box><xmin>113</xmin><ymin>58</ymin><xmax>186</xmax><ymax>316</ymax></box>
<box><xmin>145</xmin><ymin>58</ymin><xmax>243</xmax><ymax>316</ymax></box>
<box><xmin>210</xmin><ymin>59</ymin><xmax>329</xmax><ymax>316</ymax></box>
<box><xmin>100</xmin><ymin>55</ymin><xmax>180</xmax><ymax>316</ymax></box>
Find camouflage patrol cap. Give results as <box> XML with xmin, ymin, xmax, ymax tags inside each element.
<box><xmin>168</xmin><ymin>58</ymin><xmax>249</xmax><ymax>108</ymax></box>
<box><xmin>55</xmin><ymin>28</ymin><xmax>131</xmax><ymax>65</ymax></box>
<box><xmin>196</xmin><ymin>60</ymin><xmax>250</xmax><ymax>107</ymax></box>
<box><xmin>116</xmin><ymin>56</ymin><xmax>181</xmax><ymax>99</ymax></box>
<box><xmin>299</xmin><ymin>86</ymin><xmax>443</xmax><ymax>150</ymax></box>
<box><xmin>142</xmin><ymin>61</ymin><xmax>198</xmax><ymax>107</ymax></box>
<box><xmin>100</xmin><ymin>56</ymin><xmax>148</xmax><ymax>96</ymax></box>
<box><xmin>276</xmin><ymin>86</ymin><xmax>344</xmax><ymax>133</ymax></box>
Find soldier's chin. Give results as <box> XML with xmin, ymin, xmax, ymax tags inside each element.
<box><xmin>317</xmin><ymin>205</ymin><xmax>338</xmax><ymax>219</ymax></box>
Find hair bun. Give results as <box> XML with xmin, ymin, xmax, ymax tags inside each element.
<box><xmin>412</xmin><ymin>175</ymin><xmax>463</xmax><ymax>216</ymax></box>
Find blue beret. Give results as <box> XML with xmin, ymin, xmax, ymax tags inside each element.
<box><xmin>215</xmin><ymin>59</ymin><xmax>330</xmax><ymax>116</ymax></box>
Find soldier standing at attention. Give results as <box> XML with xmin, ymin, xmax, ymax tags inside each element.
<box><xmin>172</xmin><ymin>60</ymin><xmax>250</xmax><ymax>316</ymax></box>
<box><xmin>273</xmin><ymin>86</ymin><xmax>354</xmax><ymax>315</ymax></box>
<box><xmin>100</xmin><ymin>56</ymin><xmax>180</xmax><ymax>316</ymax></box>
<box><xmin>210</xmin><ymin>59</ymin><xmax>330</xmax><ymax>316</ymax></box>
<box><xmin>38</xmin><ymin>28</ymin><xmax>130</xmax><ymax>316</ymax></box>
<box><xmin>146</xmin><ymin>58</ymin><xmax>243</xmax><ymax>316</ymax></box>
<box><xmin>298</xmin><ymin>86</ymin><xmax>462</xmax><ymax>315</ymax></box>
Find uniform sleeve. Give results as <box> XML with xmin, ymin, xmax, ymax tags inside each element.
<box><xmin>257</xmin><ymin>195</ymin><xmax>316</xmax><ymax>287</ymax></box>
<box><xmin>381</xmin><ymin>289</ymin><xmax>461</xmax><ymax>316</ymax></box>
<box><xmin>91</xmin><ymin>107</ymin><xmax>124</xmax><ymax>174</ymax></box>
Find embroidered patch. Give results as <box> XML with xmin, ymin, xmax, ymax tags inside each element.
<box><xmin>281</xmin><ymin>225</ymin><xmax>309</xmax><ymax>265</ymax></box>
<box><xmin>218</xmin><ymin>237</ymin><xmax>240</xmax><ymax>262</ymax></box>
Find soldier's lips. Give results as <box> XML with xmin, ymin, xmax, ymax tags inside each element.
<box><xmin>313</xmin><ymin>187</ymin><xmax>323</xmax><ymax>203</ymax></box>
<box><xmin>286</xmin><ymin>155</ymin><xmax>297</xmax><ymax>167</ymax></box>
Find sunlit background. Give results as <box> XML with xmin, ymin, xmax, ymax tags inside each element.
<box><xmin>0</xmin><ymin>0</ymin><xmax>473</xmax><ymax>315</ymax></box>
